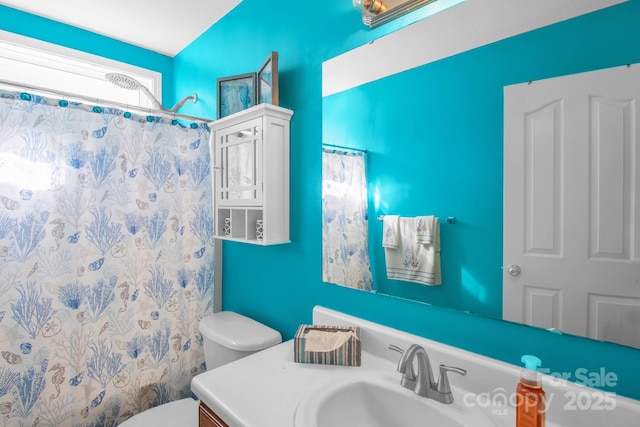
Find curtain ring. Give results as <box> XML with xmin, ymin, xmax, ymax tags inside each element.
<box><xmin>58</xmin><ymin>92</ymin><xmax>69</xmax><ymax>107</ymax></box>
<box><xmin>92</xmin><ymin>98</ymin><xmax>102</xmax><ymax>113</ymax></box>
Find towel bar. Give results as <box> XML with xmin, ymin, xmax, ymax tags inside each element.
<box><xmin>377</xmin><ymin>215</ymin><xmax>456</xmax><ymax>224</ymax></box>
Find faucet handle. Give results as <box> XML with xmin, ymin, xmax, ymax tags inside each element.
<box><xmin>388</xmin><ymin>344</ymin><xmax>414</xmax><ymax>378</ymax></box>
<box><xmin>388</xmin><ymin>344</ymin><xmax>404</xmax><ymax>356</ymax></box>
<box><xmin>388</xmin><ymin>344</ymin><xmax>417</xmax><ymax>389</ymax></box>
<box><xmin>436</xmin><ymin>364</ymin><xmax>467</xmax><ymax>402</ymax></box>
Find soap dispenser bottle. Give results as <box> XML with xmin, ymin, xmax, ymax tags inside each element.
<box><xmin>516</xmin><ymin>355</ymin><xmax>545</xmax><ymax>427</ymax></box>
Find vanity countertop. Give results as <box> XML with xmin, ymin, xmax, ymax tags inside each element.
<box><xmin>191</xmin><ymin>340</ymin><xmax>393</xmax><ymax>427</ymax></box>
<box><xmin>191</xmin><ymin>307</ymin><xmax>640</xmax><ymax>427</ymax></box>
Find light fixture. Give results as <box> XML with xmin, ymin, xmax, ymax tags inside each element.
<box><xmin>353</xmin><ymin>0</ymin><xmax>439</xmax><ymax>28</ymax></box>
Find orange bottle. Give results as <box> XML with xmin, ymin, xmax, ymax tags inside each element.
<box><xmin>516</xmin><ymin>355</ymin><xmax>546</xmax><ymax>427</ymax></box>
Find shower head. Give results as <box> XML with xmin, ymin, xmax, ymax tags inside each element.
<box><xmin>105</xmin><ymin>72</ymin><xmax>162</xmax><ymax>109</ymax></box>
<box><xmin>105</xmin><ymin>72</ymin><xmax>142</xmax><ymax>90</ymax></box>
<box><xmin>105</xmin><ymin>72</ymin><xmax>198</xmax><ymax>114</ymax></box>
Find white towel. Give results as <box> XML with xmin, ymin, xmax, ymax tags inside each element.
<box><xmin>384</xmin><ymin>217</ymin><xmax>441</xmax><ymax>286</ymax></box>
<box><xmin>382</xmin><ymin>215</ymin><xmax>399</xmax><ymax>248</ymax></box>
<box><xmin>415</xmin><ymin>215</ymin><xmax>436</xmax><ymax>244</ymax></box>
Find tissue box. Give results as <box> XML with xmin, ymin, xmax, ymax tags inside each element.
<box><xmin>294</xmin><ymin>324</ymin><xmax>361</xmax><ymax>366</ymax></box>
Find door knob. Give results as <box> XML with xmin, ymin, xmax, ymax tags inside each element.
<box><xmin>508</xmin><ymin>264</ymin><xmax>521</xmax><ymax>276</ymax></box>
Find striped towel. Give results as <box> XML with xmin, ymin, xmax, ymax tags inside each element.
<box><xmin>415</xmin><ymin>215</ymin><xmax>436</xmax><ymax>244</ymax></box>
<box><xmin>385</xmin><ymin>217</ymin><xmax>441</xmax><ymax>286</ymax></box>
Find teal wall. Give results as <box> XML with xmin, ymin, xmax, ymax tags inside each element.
<box><xmin>2</xmin><ymin>0</ymin><xmax>639</xmax><ymax>401</ymax></box>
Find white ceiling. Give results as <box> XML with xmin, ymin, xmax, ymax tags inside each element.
<box><xmin>0</xmin><ymin>0</ymin><xmax>242</xmax><ymax>57</ymax></box>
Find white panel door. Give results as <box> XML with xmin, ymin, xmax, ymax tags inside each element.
<box><xmin>504</xmin><ymin>65</ymin><xmax>640</xmax><ymax>349</ymax></box>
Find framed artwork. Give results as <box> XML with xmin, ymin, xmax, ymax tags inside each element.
<box><xmin>217</xmin><ymin>72</ymin><xmax>257</xmax><ymax>119</ymax></box>
<box><xmin>257</xmin><ymin>52</ymin><xmax>279</xmax><ymax>106</ymax></box>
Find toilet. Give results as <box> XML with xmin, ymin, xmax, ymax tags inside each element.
<box><xmin>119</xmin><ymin>311</ymin><xmax>282</xmax><ymax>426</ymax></box>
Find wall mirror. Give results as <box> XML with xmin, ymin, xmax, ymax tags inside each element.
<box><xmin>321</xmin><ymin>0</ymin><xmax>640</xmax><ymax>350</ymax></box>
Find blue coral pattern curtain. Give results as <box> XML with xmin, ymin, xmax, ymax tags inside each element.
<box><xmin>321</xmin><ymin>148</ymin><xmax>372</xmax><ymax>291</ymax></box>
<box><xmin>0</xmin><ymin>90</ymin><xmax>214</xmax><ymax>427</ymax></box>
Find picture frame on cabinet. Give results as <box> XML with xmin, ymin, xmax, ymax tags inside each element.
<box><xmin>216</xmin><ymin>72</ymin><xmax>257</xmax><ymax>119</ymax></box>
<box><xmin>257</xmin><ymin>52</ymin><xmax>279</xmax><ymax>106</ymax></box>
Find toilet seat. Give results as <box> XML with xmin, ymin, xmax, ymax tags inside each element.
<box><xmin>118</xmin><ymin>398</ymin><xmax>199</xmax><ymax>426</ymax></box>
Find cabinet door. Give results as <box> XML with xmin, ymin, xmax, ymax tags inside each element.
<box><xmin>214</xmin><ymin>117</ymin><xmax>263</xmax><ymax>207</ymax></box>
<box><xmin>199</xmin><ymin>402</ymin><xmax>229</xmax><ymax>427</ymax></box>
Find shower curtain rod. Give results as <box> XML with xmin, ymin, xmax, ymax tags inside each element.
<box><xmin>0</xmin><ymin>78</ymin><xmax>213</xmax><ymax>124</ymax></box>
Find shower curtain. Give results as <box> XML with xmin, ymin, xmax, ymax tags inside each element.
<box><xmin>0</xmin><ymin>90</ymin><xmax>214</xmax><ymax>427</ymax></box>
<box><xmin>321</xmin><ymin>148</ymin><xmax>372</xmax><ymax>291</ymax></box>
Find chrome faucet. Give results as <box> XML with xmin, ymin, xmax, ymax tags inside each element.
<box><xmin>390</xmin><ymin>344</ymin><xmax>467</xmax><ymax>404</ymax></box>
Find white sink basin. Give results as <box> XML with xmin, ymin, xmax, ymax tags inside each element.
<box><xmin>293</xmin><ymin>371</ymin><xmax>496</xmax><ymax>427</ymax></box>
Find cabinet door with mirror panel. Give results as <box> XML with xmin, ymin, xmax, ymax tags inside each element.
<box><xmin>215</xmin><ymin>117</ymin><xmax>263</xmax><ymax>207</ymax></box>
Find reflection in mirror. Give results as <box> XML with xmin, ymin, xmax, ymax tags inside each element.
<box><xmin>323</xmin><ymin>74</ymin><xmax>502</xmax><ymax>321</ymax></box>
<box><xmin>503</xmin><ymin>66</ymin><xmax>640</xmax><ymax>350</ymax></box>
<box><xmin>381</xmin><ymin>215</ymin><xmax>441</xmax><ymax>286</ymax></box>
<box><xmin>323</xmin><ymin>66</ymin><xmax>640</xmax><ymax>349</ymax></box>
<box><xmin>321</xmin><ymin>146</ymin><xmax>373</xmax><ymax>290</ymax></box>
<box><xmin>321</xmin><ymin>0</ymin><xmax>640</xmax><ymax>349</ymax></box>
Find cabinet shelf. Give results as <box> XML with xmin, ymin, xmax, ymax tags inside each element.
<box><xmin>210</xmin><ymin>104</ymin><xmax>293</xmax><ymax>245</ymax></box>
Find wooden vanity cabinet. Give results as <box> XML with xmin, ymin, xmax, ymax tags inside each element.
<box><xmin>199</xmin><ymin>402</ymin><xmax>229</xmax><ymax>427</ymax></box>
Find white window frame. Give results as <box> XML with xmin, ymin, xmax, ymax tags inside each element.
<box><xmin>0</xmin><ymin>30</ymin><xmax>162</xmax><ymax>109</ymax></box>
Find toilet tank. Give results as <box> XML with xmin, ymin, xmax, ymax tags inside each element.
<box><xmin>199</xmin><ymin>311</ymin><xmax>282</xmax><ymax>370</ymax></box>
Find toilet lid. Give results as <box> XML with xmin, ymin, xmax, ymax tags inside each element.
<box><xmin>199</xmin><ymin>311</ymin><xmax>282</xmax><ymax>351</ymax></box>
<box><xmin>118</xmin><ymin>398</ymin><xmax>199</xmax><ymax>427</ymax></box>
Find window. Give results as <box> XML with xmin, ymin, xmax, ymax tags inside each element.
<box><xmin>0</xmin><ymin>30</ymin><xmax>161</xmax><ymax>108</ymax></box>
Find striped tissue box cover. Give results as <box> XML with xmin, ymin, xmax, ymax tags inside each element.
<box><xmin>293</xmin><ymin>324</ymin><xmax>361</xmax><ymax>366</ymax></box>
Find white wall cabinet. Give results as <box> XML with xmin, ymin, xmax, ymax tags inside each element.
<box><xmin>210</xmin><ymin>103</ymin><xmax>293</xmax><ymax>245</ymax></box>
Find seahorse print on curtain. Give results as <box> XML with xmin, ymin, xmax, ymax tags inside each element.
<box><xmin>0</xmin><ymin>91</ymin><xmax>214</xmax><ymax>427</ymax></box>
